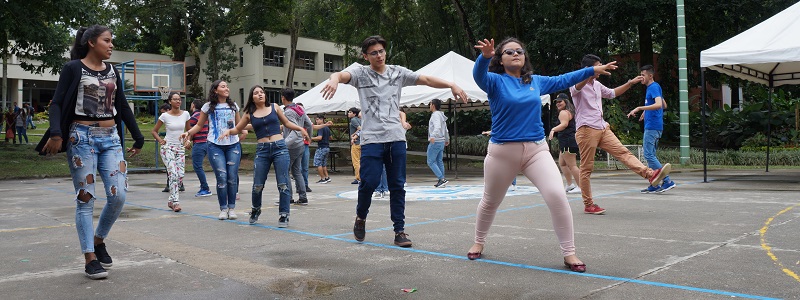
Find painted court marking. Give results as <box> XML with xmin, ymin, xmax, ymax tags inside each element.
<box><xmin>337</xmin><ymin>184</ymin><xmax>539</xmax><ymax>201</ymax></box>
<box><xmin>38</xmin><ymin>181</ymin><xmax>784</xmax><ymax>299</ymax></box>
<box><xmin>760</xmin><ymin>203</ymin><xmax>800</xmax><ymax>283</ymax></box>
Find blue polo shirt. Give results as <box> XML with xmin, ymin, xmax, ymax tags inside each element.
<box><xmin>643</xmin><ymin>82</ymin><xmax>664</xmax><ymax>131</ymax></box>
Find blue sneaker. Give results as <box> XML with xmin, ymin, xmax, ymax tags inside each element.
<box><xmin>656</xmin><ymin>180</ymin><xmax>676</xmax><ymax>193</ymax></box>
<box><xmin>641</xmin><ymin>185</ymin><xmax>661</xmax><ymax>194</ymax></box>
<box><xmin>195</xmin><ymin>189</ymin><xmax>212</xmax><ymax>197</ymax></box>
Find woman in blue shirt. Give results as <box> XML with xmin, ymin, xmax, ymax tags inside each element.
<box><xmin>467</xmin><ymin>38</ymin><xmax>618</xmax><ymax>273</ymax></box>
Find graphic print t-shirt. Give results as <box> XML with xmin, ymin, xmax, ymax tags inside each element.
<box><xmin>75</xmin><ymin>63</ymin><xmax>118</xmax><ymax>119</ymax></box>
<box><xmin>201</xmin><ymin>102</ymin><xmax>240</xmax><ymax>145</ymax></box>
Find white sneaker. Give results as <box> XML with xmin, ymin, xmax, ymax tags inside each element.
<box><xmin>568</xmin><ymin>186</ymin><xmax>582</xmax><ymax>194</ymax></box>
<box><xmin>227</xmin><ymin>209</ymin><xmax>238</xmax><ymax>220</ymax></box>
<box><xmin>381</xmin><ymin>191</ymin><xmax>387</xmax><ymax>198</ymax></box>
<box><xmin>565</xmin><ymin>183</ymin><xmax>577</xmax><ymax>193</ymax></box>
<box><xmin>218</xmin><ymin>210</ymin><xmax>228</xmax><ymax>220</ymax></box>
<box><xmin>510</xmin><ymin>184</ymin><xmax>517</xmax><ymax>191</ymax></box>
<box><xmin>372</xmin><ymin>191</ymin><xmax>381</xmax><ymax>198</ymax></box>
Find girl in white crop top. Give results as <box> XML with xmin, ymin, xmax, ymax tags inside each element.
<box><xmin>151</xmin><ymin>92</ymin><xmax>191</xmax><ymax>212</ymax></box>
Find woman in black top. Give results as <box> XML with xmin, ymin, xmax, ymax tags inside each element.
<box><xmin>37</xmin><ymin>25</ymin><xmax>145</xmax><ymax>280</ymax></box>
<box><xmin>548</xmin><ymin>93</ymin><xmax>581</xmax><ymax>194</ymax></box>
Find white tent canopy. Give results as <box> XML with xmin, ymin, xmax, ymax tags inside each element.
<box><xmin>700</xmin><ymin>1</ymin><xmax>800</xmax><ymax>87</ymax></box>
<box><xmin>296</xmin><ymin>51</ymin><xmax>549</xmax><ymax>114</ymax></box>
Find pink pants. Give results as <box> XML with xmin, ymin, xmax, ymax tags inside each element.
<box><xmin>475</xmin><ymin>141</ymin><xmax>576</xmax><ymax>257</ymax></box>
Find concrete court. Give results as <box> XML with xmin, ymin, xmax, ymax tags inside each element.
<box><xmin>0</xmin><ymin>167</ymin><xmax>798</xmax><ymax>299</ymax></box>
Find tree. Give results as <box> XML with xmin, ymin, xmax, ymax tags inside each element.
<box><xmin>0</xmin><ymin>0</ymin><xmax>99</xmax><ymax>108</ymax></box>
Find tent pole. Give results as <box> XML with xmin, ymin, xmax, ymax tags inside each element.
<box><xmin>453</xmin><ymin>101</ymin><xmax>458</xmax><ymax>179</ymax></box>
<box><xmin>767</xmin><ymin>80</ymin><xmax>773</xmax><ymax>172</ymax></box>
<box><xmin>701</xmin><ymin>68</ymin><xmax>707</xmax><ymax>182</ymax></box>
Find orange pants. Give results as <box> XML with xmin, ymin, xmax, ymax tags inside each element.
<box><xmin>575</xmin><ymin>126</ymin><xmax>654</xmax><ymax>207</ymax></box>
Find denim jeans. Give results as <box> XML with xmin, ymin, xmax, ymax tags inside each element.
<box><xmin>27</xmin><ymin>115</ymin><xmax>35</xmax><ymax>128</ymax></box>
<box><xmin>252</xmin><ymin>140</ymin><xmax>292</xmax><ymax>214</ymax></box>
<box><xmin>302</xmin><ymin>145</ymin><xmax>310</xmax><ymax>188</ymax></box>
<box><xmin>376</xmin><ymin>166</ymin><xmax>388</xmax><ymax>192</ymax></box>
<box><xmin>191</xmin><ymin>142</ymin><xmax>210</xmax><ymax>191</ymax></box>
<box><xmin>208</xmin><ymin>142</ymin><xmax>241</xmax><ymax>210</ymax></box>
<box><xmin>16</xmin><ymin>126</ymin><xmax>28</xmax><ymax>144</ymax></box>
<box><xmin>357</xmin><ymin>141</ymin><xmax>407</xmax><ymax>233</ymax></box>
<box><xmin>643</xmin><ymin>129</ymin><xmax>670</xmax><ymax>182</ymax></box>
<box><xmin>426</xmin><ymin>141</ymin><xmax>446</xmax><ymax>180</ymax></box>
<box><xmin>288</xmin><ymin>146</ymin><xmax>307</xmax><ymax>200</ymax></box>
<box><xmin>66</xmin><ymin>123</ymin><xmax>127</xmax><ymax>254</ymax></box>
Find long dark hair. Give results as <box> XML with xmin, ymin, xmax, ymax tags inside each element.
<box><xmin>488</xmin><ymin>37</ymin><xmax>533</xmax><ymax>84</ymax></box>
<box><xmin>243</xmin><ymin>85</ymin><xmax>265</xmax><ymax>115</ymax></box>
<box><xmin>206</xmin><ymin>80</ymin><xmax>236</xmax><ymax>115</ymax></box>
<box><xmin>70</xmin><ymin>25</ymin><xmax>111</xmax><ymax>60</ymax></box>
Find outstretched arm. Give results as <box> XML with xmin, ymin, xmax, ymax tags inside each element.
<box><xmin>321</xmin><ymin>71</ymin><xmax>353</xmax><ymax>100</ymax></box>
<box><xmin>627</xmin><ymin>96</ymin><xmax>665</xmax><ymax>118</ymax></box>
<box><xmin>614</xmin><ymin>76</ymin><xmax>644</xmax><ymax>97</ymax></box>
<box><xmin>416</xmin><ymin>75</ymin><xmax>468</xmax><ymax>104</ymax></box>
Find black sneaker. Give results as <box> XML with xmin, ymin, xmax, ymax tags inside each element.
<box><xmin>434</xmin><ymin>179</ymin><xmax>448</xmax><ymax>188</ymax></box>
<box><xmin>351</xmin><ymin>179</ymin><xmax>360</xmax><ymax>184</ymax></box>
<box><xmin>249</xmin><ymin>207</ymin><xmax>262</xmax><ymax>224</ymax></box>
<box><xmin>162</xmin><ymin>185</ymin><xmax>169</xmax><ymax>193</ymax></box>
<box><xmin>394</xmin><ymin>232</ymin><xmax>413</xmax><ymax>247</ymax></box>
<box><xmin>94</xmin><ymin>243</ymin><xmax>113</xmax><ymax>268</ymax></box>
<box><xmin>306</xmin><ymin>186</ymin><xmax>312</xmax><ymax>192</ymax></box>
<box><xmin>324</xmin><ymin>177</ymin><xmax>331</xmax><ymax>183</ymax></box>
<box><xmin>353</xmin><ymin>217</ymin><xmax>366</xmax><ymax>242</ymax></box>
<box><xmin>278</xmin><ymin>214</ymin><xmax>289</xmax><ymax>228</ymax></box>
<box><xmin>179</xmin><ymin>182</ymin><xmax>185</xmax><ymax>192</ymax></box>
<box><xmin>296</xmin><ymin>198</ymin><xmax>308</xmax><ymax>206</ymax></box>
<box><xmin>85</xmin><ymin>260</ymin><xmax>108</xmax><ymax>279</ymax></box>
<box><xmin>315</xmin><ymin>179</ymin><xmax>326</xmax><ymax>184</ymax></box>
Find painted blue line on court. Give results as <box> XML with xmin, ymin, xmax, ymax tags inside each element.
<box><xmin>40</xmin><ymin>179</ymin><xmax>780</xmax><ymax>299</ymax></box>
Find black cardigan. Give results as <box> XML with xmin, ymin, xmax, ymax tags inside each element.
<box><xmin>35</xmin><ymin>60</ymin><xmax>145</xmax><ymax>154</ymax></box>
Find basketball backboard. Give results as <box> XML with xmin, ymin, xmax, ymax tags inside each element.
<box><xmin>133</xmin><ymin>60</ymin><xmax>186</xmax><ymax>92</ymax></box>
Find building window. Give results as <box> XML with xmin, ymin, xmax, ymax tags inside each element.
<box><xmin>294</xmin><ymin>51</ymin><xmax>316</xmax><ymax>70</ymax></box>
<box><xmin>239</xmin><ymin>47</ymin><xmax>244</xmax><ymax>67</ymax></box>
<box><xmin>265</xmin><ymin>88</ymin><xmax>282</xmax><ymax>104</ymax></box>
<box><xmin>239</xmin><ymin>88</ymin><xmax>245</xmax><ymax>105</ymax></box>
<box><xmin>324</xmin><ymin>54</ymin><xmax>344</xmax><ymax>73</ymax></box>
<box><xmin>263</xmin><ymin>46</ymin><xmax>285</xmax><ymax>67</ymax></box>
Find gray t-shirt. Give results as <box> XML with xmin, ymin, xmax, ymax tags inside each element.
<box><xmin>282</xmin><ymin>104</ymin><xmax>313</xmax><ymax>149</ymax></box>
<box><xmin>349</xmin><ymin>117</ymin><xmax>362</xmax><ymax>145</ymax></box>
<box><xmin>346</xmin><ymin>65</ymin><xmax>419</xmax><ymax>145</ymax></box>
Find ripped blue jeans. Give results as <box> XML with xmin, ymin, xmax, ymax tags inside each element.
<box><xmin>208</xmin><ymin>142</ymin><xmax>241</xmax><ymax>210</ymax></box>
<box><xmin>252</xmin><ymin>140</ymin><xmax>292</xmax><ymax>215</ymax></box>
<box><xmin>67</xmin><ymin>123</ymin><xmax>127</xmax><ymax>254</ymax></box>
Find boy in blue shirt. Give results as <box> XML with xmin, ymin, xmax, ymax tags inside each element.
<box><xmin>627</xmin><ymin>65</ymin><xmax>676</xmax><ymax>193</ymax></box>
<box><xmin>312</xmin><ymin>115</ymin><xmax>332</xmax><ymax>183</ymax></box>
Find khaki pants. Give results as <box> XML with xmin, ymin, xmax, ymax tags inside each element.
<box><xmin>351</xmin><ymin>144</ymin><xmax>361</xmax><ymax>180</ymax></box>
<box><xmin>575</xmin><ymin>126</ymin><xmax>654</xmax><ymax>207</ymax></box>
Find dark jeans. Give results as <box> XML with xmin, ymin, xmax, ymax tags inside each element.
<box><xmin>252</xmin><ymin>140</ymin><xmax>292</xmax><ymax>214</ymax></box>
<box><xmin>191</xmin><ymin>142</ymin><xmax>210</xmax><ymax>191</ymax></box>
<box><xmin>16</xmin><ymin>126</ymin><xmax>27</xmax><ymax>144</ymax></box>
<box><xmin>357</xmin><ymin>141</ymin><xmax>407</xmax><ymax>233</ymax></box>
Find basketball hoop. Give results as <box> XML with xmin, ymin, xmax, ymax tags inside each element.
<box><xmin>158</xmin><ymin>86</ymin><xmax>172</xmax><ymax>100</ymax></box>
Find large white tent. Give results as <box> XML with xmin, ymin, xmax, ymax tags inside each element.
<box><xmin>295</xmin><ymin>62</ymin><xmax>363</xmax><ymax>115</ymax></box>
<box><xmin>699</xmin><ymin>1</ymin><xmax>800</xmax><ymax>176</ymax></box>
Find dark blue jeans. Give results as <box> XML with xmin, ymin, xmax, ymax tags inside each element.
<box><xmin>252</xmin><ymin>140</ymin><xmax>292</xmax><ymax>214</ymax></box>
<box><xmin>191</xmin><ymin>142</ymin><xmax>210</xmax><ymax>191</ymax></box>
<box><xmin>302</xmin><ymin>145</ymin><xmax>310</xmax><ymax>188</ymax></box>
<box><xmin>208</xmin><ymin>142</ymin><xmax>241</xmax><ymax>210</ymax></box>
<box><xmin>357</xmin><ymin>141</ymin><xmax>407</xmax><ymax>233</ymax></box>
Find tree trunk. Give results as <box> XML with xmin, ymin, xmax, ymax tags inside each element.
<box><xmin>285</xmin><ymin>17</ymin><xmax>299</xmax><ymax>88</ymax></box>
<box><xmin>451</xmin><ymin>0</ymin><xmax>476</xmax><ymax>57</ymax></box>
<box><xmin>638</xmin><ymin>22</ymin><xmax>653</xmax><ymax>67</ymax></box>
<box><xmin>2</xmin><ymin>54</ymin><xmax>7</xmax><ymax>110</ymax></box>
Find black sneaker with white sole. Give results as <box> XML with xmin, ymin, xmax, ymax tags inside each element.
<box><xmin>434</xmin><ymin>178</ymin><xmax>448</xmax><ymax>188</ymax></box>
<box><xmin>249</xmin><ymin>207</ymin><xmax>262</xmax><ymax>224</ymax></box>
<box><xmin>85</xmin><ymin>260</ymin><xmax>108</xmax><ymax>279</ymax></box>
<box><xmin>94</xmin><ymin>243</ymin><xmax>113</xmax><ymax>268</ymax></box>
<box><xmin>278</xmin><ymin>214</ymin><xmax>289</xmax><ymax>228</ymax></box>
<box><xmin>296</xmin><ymin>198</ymin><xmax>308</xmax><ymax>206</ymax></box>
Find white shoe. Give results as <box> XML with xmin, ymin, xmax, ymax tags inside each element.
<box><xmin>565</xmin><ymin>183</ymin><xmax>577</xmax><ymax>192</ymax></box>
<box><xmin>218</xmin><ymin>210</ymin><xmax>228</xmax><ymax>220</ymax></box>
<box><xmin>568</xmin><ymin>186</ymin><xmax>581</xmax><ymax>194</ymax></box>
<box><xmin>372</xmin><ymin>191</ymin><xmax>381</xmax><ymax>198</ymax></box>
<box><xmin>227</xmin><ymin>209</ymin><xmax>238</xmax><ymax>220</ymax></box>
<box><xmin>381</xmin><ymin>191</ymin><xmax>387</xmax><ymax>198</ymax></box>
<box><xmin>510</xmin><ymin>184</ymin><xmax>517</xmax><ymax>191</ymax></box>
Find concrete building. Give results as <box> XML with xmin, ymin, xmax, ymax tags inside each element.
<box><xmin>197</xmin><ymin>32</ymin><xmax>347</xmax><ymax>107</ymax></box>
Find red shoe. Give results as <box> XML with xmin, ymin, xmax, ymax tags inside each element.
<box><xmin>467</xmin><ymin>252</ymin><xmax>482</xmax><ymax>260</ymax></box>
<box><xmin>564</xmin><ymin>261</ymin><xmax>586</xmax><ymax>273</ymax></box>
<box><xmin>648</xmin><ymin>163</ymin><xmax>672</xmax><ymax>187</ymax></box>
<box><xmin>584</xmin><ymin>204</ymin><xmax>606</xmax><ymax>215</ymax></box>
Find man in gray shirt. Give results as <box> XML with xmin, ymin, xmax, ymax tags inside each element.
<box><xmin>321</xmin><ymin>35</ymin><xmax>467</xmax><ymax>247</ymax></box>
<box><xmin>281</xmin><ymin>88</ymin><xmax>313</xmax><ymax>205</ymax></box>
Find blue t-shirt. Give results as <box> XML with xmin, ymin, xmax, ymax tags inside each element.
<box><xmin>316</xmin><ymin>127</ymin><xmax>331</xmax><ymax>148</ymax></box>
<box><xmin>472</xmin><ymin>55</ymin><xmax>594</xmax><ymax>143</ymax></box>
<box><xmin>643</xmin><ymin>82</ymin><xmax>664</xmax><ymax>131</ymax></box>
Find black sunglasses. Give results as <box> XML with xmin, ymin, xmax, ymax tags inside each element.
<box><xmin>502</xmin><ymin>48</ymin><xmax>525</xmax><ymax>56</ymax></box>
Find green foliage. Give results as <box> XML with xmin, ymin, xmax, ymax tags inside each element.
<box><xmin>452</xmin><ymin>135</ymin><xmax>490</xmax><ymax>156</ymax></box>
